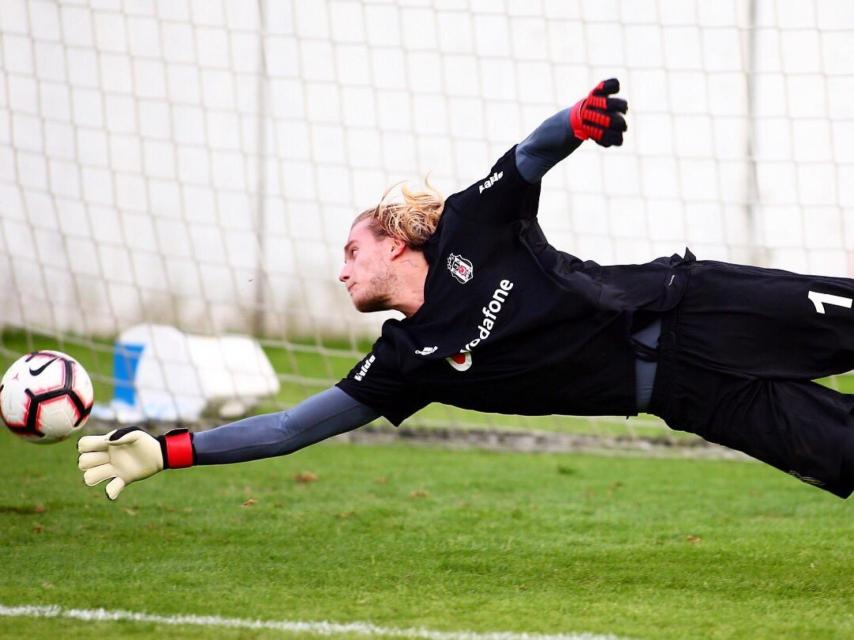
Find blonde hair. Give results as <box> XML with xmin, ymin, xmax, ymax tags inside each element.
<box><xmin>354</xmin><ymin>177</ymin><xmax>444</xmax><ymax>249</ymax></box>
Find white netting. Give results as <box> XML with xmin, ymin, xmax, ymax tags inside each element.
<box><xmin>1</xmin><ymin>0</ymin><xmax>853</xmax><ymax>430</ymax></box>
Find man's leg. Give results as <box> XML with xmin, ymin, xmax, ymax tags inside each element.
<box><xmin>676</xmin><ymin>260</ymin><xmax>854</xmax><ymax>379</ymax></box>
<box><xmin>650</xmin><ymin>344</ymin><xmax>854</xmax><ymax>498</ymax></box>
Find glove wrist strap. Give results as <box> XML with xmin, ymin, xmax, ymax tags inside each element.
<box><xmin>159</xmin><ymin>429</ymin><xmax>195</xmax><ymax>469</ymax></box>
<box><xmin>569</xmin><ymin>101</ymin><xmax>588</xmax><ymax>141</ymax></box>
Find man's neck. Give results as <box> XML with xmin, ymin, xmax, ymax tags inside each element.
<box><xmin>391</xmin><ymin>254</ymin><xmax>429</xmax><ymax>318</ymax></box>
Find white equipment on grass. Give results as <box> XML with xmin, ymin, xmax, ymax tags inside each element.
<box><xmin>101</xmin><ymin>324</ymin><xmax>279</xmax><ymax>423</ymax></box>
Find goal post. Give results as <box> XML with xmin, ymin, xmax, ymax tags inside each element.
<box><xmin>1</xmin><ymin>0</ymin><xmax>853</xmax><ymax>434</ymax></box>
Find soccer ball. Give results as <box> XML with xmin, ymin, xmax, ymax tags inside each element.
<box><xmin>0</xmin><ymin>351</ymin><xmax>94</xmax><ymax>444</ymax></box>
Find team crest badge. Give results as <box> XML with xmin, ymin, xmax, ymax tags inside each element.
<box><xmin>447</xmin><ymin>253</ymin><xmax>474</xmax><ymax>284</ymax></box>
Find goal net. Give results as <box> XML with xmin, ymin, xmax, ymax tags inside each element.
<box><xmin>1</xmin><ymin>0</ymin><xmax>853</xmax><ymax>436</ymax></box>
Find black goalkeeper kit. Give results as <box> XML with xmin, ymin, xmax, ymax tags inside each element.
<box><xmin>339</xmin><ymin>147</ymin><xmax>854</xmax><ymax>497</ymax></box>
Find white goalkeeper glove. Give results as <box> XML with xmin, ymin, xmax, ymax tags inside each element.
<box><xmin>77</xmin><ymin>427</ymin><xmax>195</xmax><ymax>500</ymax></box>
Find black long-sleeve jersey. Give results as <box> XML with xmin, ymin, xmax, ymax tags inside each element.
<box><xmin>337</xmin><ymin>147</ymin><xmax>692</xmax><ymax>425</ymax></box>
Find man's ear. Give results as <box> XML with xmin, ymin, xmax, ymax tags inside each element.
<box><xmin>388</xmin><ymin>239</ymin><xmax>407</xmax><ymax>260</ymax></box>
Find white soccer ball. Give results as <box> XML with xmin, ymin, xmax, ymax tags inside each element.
<box><xmin>0</xmin><ymin>351</ymin><xmax>94</xmax><ymax>444</ymax></box>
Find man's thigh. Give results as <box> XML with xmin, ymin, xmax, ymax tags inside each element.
<box><xmin>675</xmin><ymin>260</ymin><xmax>854</xmax><ymax>379</ymax></box>
<box><xmin>656</xmin><ymin>358</ymin><xmax>854</xmax><ymax>498</ymax></box>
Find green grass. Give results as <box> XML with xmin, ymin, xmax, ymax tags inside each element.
<box><xmin>0</xmin><ymin>431</ymin><xmax>851</xmax><ymax>639</ymax></box>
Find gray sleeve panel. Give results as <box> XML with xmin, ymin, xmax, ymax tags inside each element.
<box><xmin>632</xmin><ymin>317</ymin><xmax>661</xmax><ymax>413</ymax></box>
<box><xmin>515</xmin><ymin>108</ymin><xmax>583</xmax><ymax>183</ymax></box>
<box><xmin>192</xmin><ymin>387</ymin><xmax>381</xmax><ymax>465</ymax></box>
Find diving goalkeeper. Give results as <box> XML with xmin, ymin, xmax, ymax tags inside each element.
<box><xmin>79</xmin><ymin>79</ymin><xmax>854</xmax><ymax>500</ymax></box>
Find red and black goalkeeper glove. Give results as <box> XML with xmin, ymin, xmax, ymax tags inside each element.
<box><xmin>569</xmin><ymin>78</ymin><xmax>628</xmax><ymax>147</ymax></box>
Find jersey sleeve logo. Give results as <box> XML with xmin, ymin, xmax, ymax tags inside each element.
<box><xmin>447</xmin><ymin>253</ymin><xmax>474</xmax><ymax>284</ymax></box>
<box><xmin>353</xmin><ymin>354</ymin><xmax>375</xmax><ymax>381</ymax></box>
<box><xmin>478</xmin><ymin>171</ymin><xmax>503</xmax><ymax>193</ymax></box>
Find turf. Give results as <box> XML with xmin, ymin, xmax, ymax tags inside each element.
<box><xmin>0</xmin><ymin>431</ymin><xmax>851</xmax><ymax>640</ymax></box>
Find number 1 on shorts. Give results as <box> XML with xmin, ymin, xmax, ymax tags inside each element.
<box><xmin>808</xmin><ymin>291</ymin><xmax>853</xmax><ymax>314</ymax></box>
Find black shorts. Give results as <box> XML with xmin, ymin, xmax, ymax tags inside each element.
<box><xmin>649</xmin><ymin>260</ymin><xmax>854</xmax><ymax>498</ymax></box>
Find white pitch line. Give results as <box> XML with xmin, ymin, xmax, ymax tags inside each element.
<box><xmin>0</xmin><ymin>604</ymin><xmax>627</xmax><ymax>640</ymax></box>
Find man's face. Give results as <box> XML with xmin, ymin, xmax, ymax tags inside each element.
<box><xmin>338</xmin><ymin>219</ymin><xmax>396</xmax><ymax>312</ymax></box>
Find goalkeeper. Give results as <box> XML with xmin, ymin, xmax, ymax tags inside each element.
<box><xmin>79</xmin><ymin>79</ymin><xmax>854</xmax><ymax>500</ymax></box>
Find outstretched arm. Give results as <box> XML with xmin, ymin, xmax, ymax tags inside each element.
<box><xmin>515</xmin><ymin>78</ymin><xmax>628</xmax><ymax>183</ymax></box>
<box><xmin>193</xmin><ymin>387</ymin><xmax>379</xmax><ymax>464</ymax></box>
<box><xmin>78</xmin><ymin>387</ymin><xmax>380</xmax><ymax>500</ymax></box>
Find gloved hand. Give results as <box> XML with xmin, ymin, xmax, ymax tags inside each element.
<box><xmin>78</xmin><ymin>427</ymin><xmax>194</xmax><ymax>500</ymax></box>
<box><xmin>569</xmin><ymin>78</ymin><xmax>628</xmax><ymax>147</ymax></box>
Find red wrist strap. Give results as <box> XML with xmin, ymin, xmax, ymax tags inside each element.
<box><xmin>569</xmin><ymin>103</ymin><xmax>587</xmax><ymax>140</ymax></box>
<box><xmin>164</xmin><ymin>431</ymin><xmax>194</xmax><ymax>468</ymax></box>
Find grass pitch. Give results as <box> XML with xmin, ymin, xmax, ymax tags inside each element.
<box><xmin>0</xmin><ymin>430</ymin><xmax>851</xmax><ymax>640</ymax></box>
